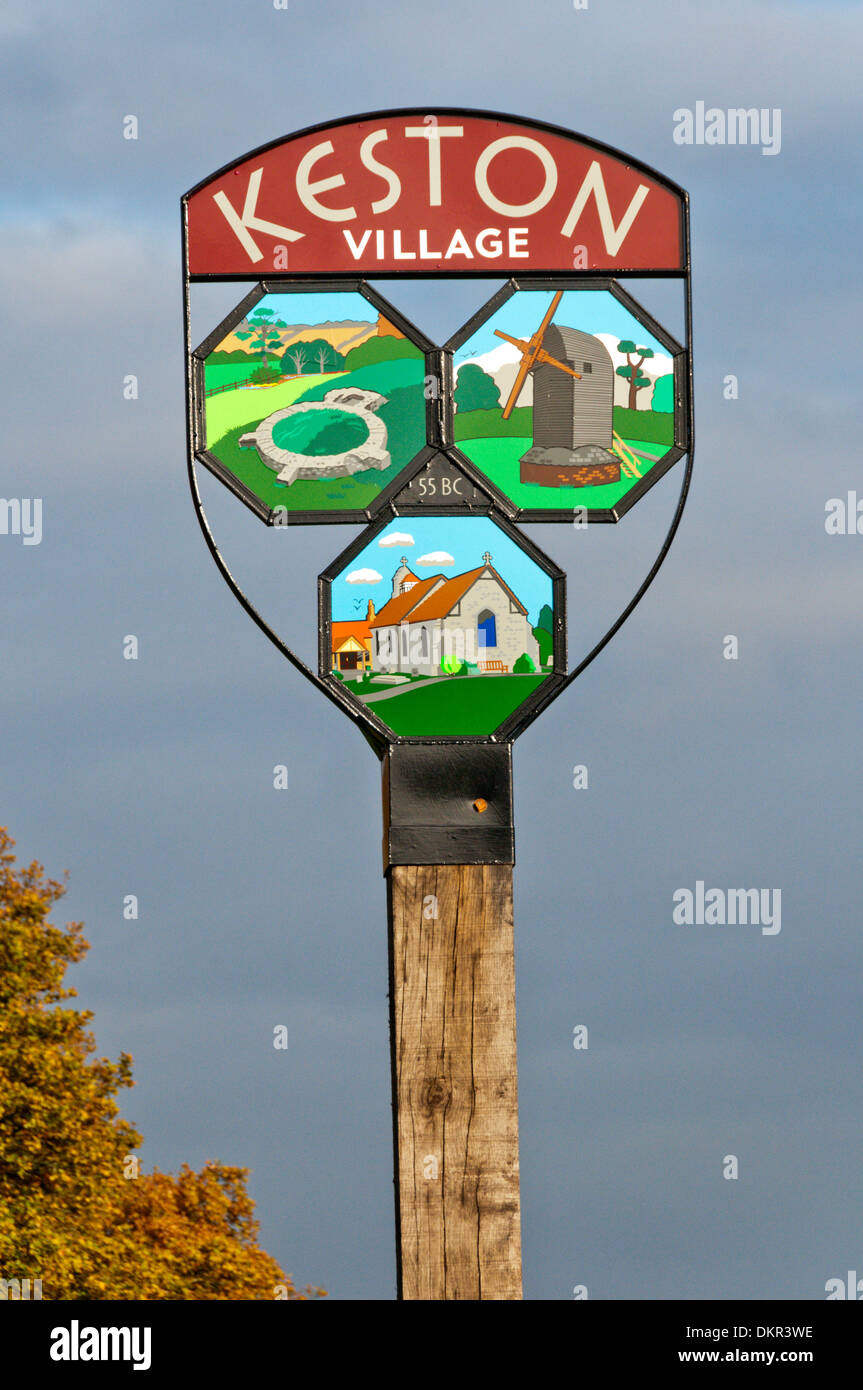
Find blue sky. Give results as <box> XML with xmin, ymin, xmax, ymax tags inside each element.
<box><xmin>452</xmin><ymin>288</ymin><xmax>670</xmax><ymax>362</ymax></box>
<box><xmin>331</xmin><ymin>516</ymin><xmax>553</xmax><ymax>627</ymax></box>
<box><xmin>3</xmin><ymin>0</ymin><xmax>863</xmax><ymax>1305</ymax></box>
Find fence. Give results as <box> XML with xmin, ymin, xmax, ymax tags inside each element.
<box><xmin>202</xmin><ymin>371</ymin><xmax>308</xmax><ymax>399</ymax></box>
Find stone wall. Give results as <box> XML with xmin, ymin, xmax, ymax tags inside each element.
<box><xmin>445</xmin><ymin>575</ymin><xmax>541</xmax><ymax>671</ymax></box>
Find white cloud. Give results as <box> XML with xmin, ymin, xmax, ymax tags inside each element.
<box><xmin>345</xmin><ymin>568</ymin><xmax>382</xmax><ymax>585</ymax></box>
<box><xmin>456</xmin><ymin>342</ymin><xmax>522</xmax><ymax>375</ymax></box>
<box><xmin>416</xmin><ymin>551</ymin><xmax>454</xmax><ymax>567</ymax></box>
<box><xmin>378</xmin><ymin>532</ymin><xmax>414</xmax><ymax>547</ymax></box>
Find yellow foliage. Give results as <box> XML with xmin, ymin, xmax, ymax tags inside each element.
<box><xmin>0</xmin><ymin>829</ymin><xmax>324</xmax><ymax>1301</ymax></box>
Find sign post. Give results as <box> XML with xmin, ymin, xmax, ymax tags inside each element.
<box><xmin>182</xmin><ymin>109</ymin><xmax>693</xmax><ymax>1300</ymax></box>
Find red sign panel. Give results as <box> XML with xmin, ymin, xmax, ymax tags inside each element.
<box><xmin>185</xmin><ymin>110</ymin><xmax>684</xmax><ymax>277</ymax></box>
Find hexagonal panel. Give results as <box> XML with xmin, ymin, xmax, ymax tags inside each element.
<box><xmin>321</xmin><ymin>514</ymin><xmax>564</xmax><ymax>740</ymax></box>
<box><xmin>446</xmin><ymin>280</ymin><xmax>687</xmax><ymax>520</ymax></box>
<box><xmin>193</xmin><ymin>281</ymin><xmax>435</xmax><ymax>523</ymax></box>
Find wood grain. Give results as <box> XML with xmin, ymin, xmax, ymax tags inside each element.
<box><xmin>388</xmin><ymin>864</ymin><xmax>522</xmax><ymax>1300</ymax></box>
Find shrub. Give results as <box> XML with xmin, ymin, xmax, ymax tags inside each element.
<box><xmin>343</xmin><ymin>335</ymin><xmax>420</xmax><ymax>372</ymax></box>
<box><xmin>513</xmin><ymin>652</ymin><xmax>536</xmax><ymax>673</ymax></box>
<box><xmin>455</xmin><ymin>363</ymin><xmax>501</xmax><ymax>413</ymax></box>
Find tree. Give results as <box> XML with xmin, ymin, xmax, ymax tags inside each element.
<box><xmin>454</xmin><ymin>363</ymin><xmax>501</xmax><ymax>413</ymax></box>
<box><xmin>282</xmin><ymin>338</ymin><xmax>345</xmax><ymax>375</ymax></box>
<box><xmin>0</xmin><ymin>828</ymin><xmax>323</xmax><ymax>1301</ymax></box>
<box><xmin>532</xmin><ymin>604</ymin><xmax>554</xmax><ymax>666</ymax></box>
<box><xmin>616</xmin><ymin>340</ymin><xmax>655</xmax><ymax>410</ymax></box>
<box><xmin>651</xmin><ymin>373</ymin><xmax>674</xmax><ymax>413</ymax></box>
<box><xmin>235</xmin><ymin>308</ymin><xmax>288</xmax><ymax>370</ymax></box>
<box><xmin>536</xmin><ymin>603</ymin><xmax>553</xmax><ymax>634</ymax></box>
<box><xmin>283</xmin><ymin>342</ymin><xmax>309</xmax><ymax>375</ymax></box>
<box><xmin>306</xmin><ymin>338</ymin><xmax>344</xmax><ymax>373</ymax></box>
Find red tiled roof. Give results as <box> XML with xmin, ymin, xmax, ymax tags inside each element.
<box><xmin>368</xmin><ymin>575</ymin><xmax>442</xmax><ymax>628</ymax></box>
<box><xmin>406</xmin><ymin>567</ymin><xmax>486</xmax><ymax>621</ymax></box>
<box><xmin>385</xmin><ymin>564</ymin><xmax>527</xmax><ymax>624</ymax></box>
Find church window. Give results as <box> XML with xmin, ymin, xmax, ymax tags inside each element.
<box><xmin>478</xmin><ymin>610</ymin><xmax>497</xmax><ymax>648</ymax></box>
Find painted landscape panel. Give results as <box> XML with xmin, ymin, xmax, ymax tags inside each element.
<box><xmin>449</xmin><ymin>286</ymin><xmax>681</xmax><ymax>514</ymax></box>
<box><xmin>326</xmin><ymin>516</ymin><xmax>559</xmax><ymax>738</ymax></box>
<box><xmin>200</xmin><ymin>289</ymin><xmax>428</xmax><ymax>517</ymax></box>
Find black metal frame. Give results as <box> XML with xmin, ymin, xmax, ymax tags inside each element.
<box><xmin>182</xmin><ymin>108</ymin><xmax>694</xmax><ymax>760</ymax></box>
<box><xmin>318</xmin><ymin>501</ymin><xmax>567</xmax><ymax>749</ymax></box>
<box><xmin>372</xmin><ymin>448</ymin><xmax>507</xmax><ymax>518</ymax></box>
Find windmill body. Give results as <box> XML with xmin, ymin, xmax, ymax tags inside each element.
<box><xmin>496</xmin><ymin>297</ymin><xmax>622</xmax><ymax>489</ymax></box>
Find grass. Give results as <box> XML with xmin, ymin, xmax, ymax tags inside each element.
<box><xmin>457</xmin><ymin>437</ymin><xmax>671</xmax><ymax>511</ymax></box>
<box><xmin>204</xmin><ymin>362</ymin><xmax>272</xmax><ymax>388</ymax></box>
<box><xmin>453</xmin><ymin>405</ymin><xmax>532</xmax><ymax>440</ymax></box>
<box><xmin>292</xmin><ymin>357</ymin><xmax>424</xmax><ymax>403</ymax></box>
<box><xmin>204</xmin><ymin>424</ymin><xmax>410</xmax><ymax>512</ymax></box>
<box><xmin>205</xmin><ymin>374</ymin><xmax>338</xmax><ymax>446</ymax></box>
<box><xmin>613</xmin><ymin>406</ymin><xmax>674</xmax><ymax>445</ymax></box>
<box><xmin>367</xmin><ymin>673</ymin><xmax>549</xmax><ymax>737</ymax></box>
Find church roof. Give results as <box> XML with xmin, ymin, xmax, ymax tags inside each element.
<box><xmin>406</xmin><ymin>566</ymin><xmax>488</xmax><ymax>621</ymax></box>
<box><xmin>369</xmin><ymin>575</ymin><xmax>442</xmax><ymax>628</ymax></box>
<box><xmin>370</xmin><ymin>563</ymin><xmax>527</xmax><ymax>627</ymax></box>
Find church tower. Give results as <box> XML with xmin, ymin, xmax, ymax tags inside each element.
<box><xmin>391</xmin><ymin>555</ymin><xmax>418</xmax><ymax>597</ymax></box>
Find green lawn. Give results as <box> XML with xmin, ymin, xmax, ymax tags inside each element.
<box><xmin>204</xmin><ymin>362</ymin><xmax>273</xmax><ymax>389</ymax></box>
<box><xmin>453</xmin><ymin>405</ymin><xmax>533</xmax><ymax>440</ymax></box>
<box><xmin>367</xmin><ymin>673</ymin><xmax>549</xmax><ymax>737</ymax></box>
<box><xmin>458</xmin><ymin>437</ymin><xmax>670</xmax><ymax>511</ymax></box>
<box><xmin>205</xmin><ymin>374</ymin><xmax>338</xmax><ymax>446</ymax></box>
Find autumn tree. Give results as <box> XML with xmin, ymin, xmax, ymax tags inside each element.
<box><xmin>0</xmin><ymin>828</ymin><xmax>323</xmax><ymax>1301</ymax></box>
<box><xmin>616</xmin><ymin>339</ymin><xmax>655</xmax><ymax>410</ymax></box>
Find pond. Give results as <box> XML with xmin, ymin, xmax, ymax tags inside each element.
<box><xmin>271</xmin><ymin>407</ymin><xmax>370</xmax><ymax>457</ymax></box>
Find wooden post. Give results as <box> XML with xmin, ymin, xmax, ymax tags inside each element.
<box><xmin>387</xmin><ymin>863</ymin><xmax>523</xmax><ymax>1300</ymax></box>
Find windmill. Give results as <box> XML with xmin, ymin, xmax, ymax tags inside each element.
<box><xmin>494</xmin><ymin>292</ymin><xmax>581</xmax><ymax>419</ymax></box>
<box><xmin>493</xmin><ymin>293</ymin><xmax>638</xmax><ymax>489</ymax></box>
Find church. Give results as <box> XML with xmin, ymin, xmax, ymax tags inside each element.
<box><xmin>368</xmin><ymin>554</ymin><xmax>541</xmax><ymax>678</ymax></box>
